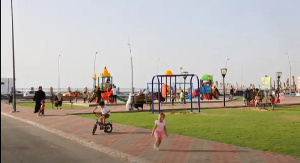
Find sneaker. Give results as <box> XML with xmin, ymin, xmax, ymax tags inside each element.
<box><xmin>153</xmin><ymin>144</ymin><xmax>157</xmax><ymax>149</ymax></box>
<box><xmin>156</xmin><ymin>147</ymin><xmax>159</xmax><ymax>151</ymax></box>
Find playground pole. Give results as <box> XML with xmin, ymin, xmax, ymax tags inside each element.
<box><xmin>128</xmin><ymin>43</ymin><xmax>133</xmax><ymax>94</ymax></box>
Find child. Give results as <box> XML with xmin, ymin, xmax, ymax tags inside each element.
<box><xmin>171</xmin><ymin>93</ymin><xmax>175</xmax><ymax>105</ymax></box>
<box><xmin>151</xmin><ymin>112</ymin><xmax>168</xmax><ymax>150</ymax></box>
<box><xmin>38</xmin><ymin>100</ymin><xmax>45</xmax><ymax>116</ymax></box>
<box><xmin>254</xmin><ymin>93</ymin><xmax>261</xmax><ymax>109</ymax></box>
<box><xmin>92</xmin><ymin>101</ymin><xmax>111</xmax><ymax>126</ymax></box>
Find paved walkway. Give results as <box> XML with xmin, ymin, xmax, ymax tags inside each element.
<box><xmin>1</xmin><ymin>97</ymin><xmax>300</xmax><ymax>163</ymax></box>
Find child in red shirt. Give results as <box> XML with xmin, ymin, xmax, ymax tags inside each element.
<box><xmin>38</xmin><ymin>100</ymin><xmax>45</xmax><ymax>116</ymax></box>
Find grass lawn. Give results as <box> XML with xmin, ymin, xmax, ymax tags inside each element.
<box><xmin>80</xmin><ymin>105</ymin><xmax>300</xmax><ymax>157</ymax></box>
<box><xmin>16</xmin><ymin>102</ymin><xmax>92</xmax><ymax>109</ymax></box>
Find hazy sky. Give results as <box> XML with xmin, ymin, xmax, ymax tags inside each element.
<box><xmin>1</xmin><ymin>0</ymin><xmax>300</xmax><ymax>90</ymax></box>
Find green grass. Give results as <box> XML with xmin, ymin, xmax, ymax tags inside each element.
<box><xmin>16</xmin><ymin>102</ymin><xmax>92</xmax><ymax>109</ymax></box>
<box><xmin>80</xmin><ymin>105</ymin><xmax>300</xmax><ymax>157</ymax></box>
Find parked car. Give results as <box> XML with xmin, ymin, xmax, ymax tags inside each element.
<box><xmin>23</xmin><ymin>90</ymin><xmax>36</xmax><ymax>97</ymax></box>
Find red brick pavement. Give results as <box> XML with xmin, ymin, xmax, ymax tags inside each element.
<box><xmin>1</xmin><ymin>97</ymin><xmax>300</xmax><ymax>163</ymax></box>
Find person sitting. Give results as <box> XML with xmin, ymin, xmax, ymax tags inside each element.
<box><xmin>92</xmin><ymin>101</ymin><xmax>111</xmax><ymax>125</ymax></box>
<box><xmin>254</xmin><ymin>93</ymin><xmax>261</xmax><ymax>109</ymax></box>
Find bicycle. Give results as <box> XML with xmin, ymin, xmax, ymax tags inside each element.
<box><xmin>92</xmin><ymin>112</ymin><xmax>113</xmax><ymax>135</ymax></box>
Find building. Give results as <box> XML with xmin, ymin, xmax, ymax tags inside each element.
<box><xmin>298</xmin><ymin>76</ymin><xmax>300</xmax><ymax>92</ymax></box>
<box><xmin>1</xmin><ymin>78</ymin><xmax>13</xmax><ymax>95</ymax></box>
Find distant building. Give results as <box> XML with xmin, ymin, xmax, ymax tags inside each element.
<box><xmin>1</xmin><ymin>78</ymin><xmax>13</xmax><ymax>95</ymax></box>
<box><xmin>298</xmin><ymin>76</ymin><xmax>300</xmax><ymax>91</ymax></box>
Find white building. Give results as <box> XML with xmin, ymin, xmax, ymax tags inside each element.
<box><xmin>1</xmin><ymin>78</ymin><xmax>13</xmax><ymax>95</ymax></box>
<box><xmin>298</xmin><ymin>76</ymin><xmax>300</xmax><ymax>92</ymax></box>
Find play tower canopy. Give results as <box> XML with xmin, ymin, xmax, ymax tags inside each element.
<box><xmin>101</xmin><ymin>66</ymin><xmax>111</xmax><ymax>77</ymax></box>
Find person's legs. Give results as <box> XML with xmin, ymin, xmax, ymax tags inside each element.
<box><xmin>34</xmin><ymin>101</ymin><xmax>40</xmax><ymax>113</ymax></box>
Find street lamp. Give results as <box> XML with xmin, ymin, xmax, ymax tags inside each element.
<box><xmin>156</xmin><ymin>58</ymin><xmax>160</xmax><ymax>74</ymax></box>
<box><xmin>58</xmin><ymin>54</ymin><xmax>61</xmax><ymax>92</ymax></box>
<box><xmin>221</xmin><ymin>68</ymin><xmax>227</xmax><ymax>107</ymax></box>
<box><xmin>93</xmin><ymin>52</ymin><xmax>98</xmax><ymax>88</ymax></box>
<box><xmin>10</xmin><ymin>0</ymin><xmax>17</xmax><ymax>112</ymax></box>
<box><xmin>182</xmin><ymin>71</ymin><xmax>188</xmax><ymax>104</ymax></box>
<box><xmin>127</xmin><ymin>43</ymin><xmax>133</xmax><ymax>94</ymax></box>
<box><xmin>285</xmin><ymin>53</ymin><xmax>292</xmax><ymax>94</ymax></box>
<box><xmin>276</xmin><ymin>72</ymin><xmax>282</xmax><ymax>99</ymax></box>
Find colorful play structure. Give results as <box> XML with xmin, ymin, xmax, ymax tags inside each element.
<box><xmin>151</xmin><ymin>69</ymin><xmax>201</xmax><ymax>113</ymax></box>
<box><xmin>90</xmin><ymin>66</ymin><xmax>115</xmax><ymax>103</ymax></box>
<box><xmin>188</xmin><ymin>74</ymin><xmax>220</xmax><ymax>100</ymax></box>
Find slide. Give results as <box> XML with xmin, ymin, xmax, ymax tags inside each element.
<box><xmin>162</xmin><ymin>84</ymin><xmax>171</xmax><ymax>98</ymax></box>
<box><xmin>189</xmin><ymin>89</ymin><xmax>199</xmax><ymax>99</ymax></box>
<box><xmin>102</xmin><ymin>90</ymin><xmax>114</xmax><ymax>103</ymax></box>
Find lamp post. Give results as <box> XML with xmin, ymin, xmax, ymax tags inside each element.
<box><xmin>93</xmin><ymin>52</ymin><xmax>98</xmax><ymax>88</ymax></box>
<box><xmin>156</xmin><ymin>58</ymin><xmax>160</xmax><ymax>74</ymax></box>
<box><xmin>127</xmin><ymin>43</ymin><xmax>133</xmax><ymax>94</ymax></box>
<box><xmin>10</xmin><ymin>0</ymin><xmax>17</xmax><ymax>112</ymax></box>
<box><xmin>276</xmin><ymin>72</ymin><xmax>282</xmax><ymax>99</ymax></box>
<box><xmin>182</xmin><ymin>71</ymin><xmax>188</xmax><ymax>104</ymax></box>
<box><xmin>285</xmin><ymin>53</ymin><xmax>292</xmax><ymax>94</ymax></box>
<box><xmin>179</xmin><ymin>67</ymin><xmax>183</xmax><ymax>89</ymax></box>
<box><xmin>58</xmin><ymin>54</ymin><xmax>61</xmax><ymax>92</ymax></box>
<box><xmin>221</xmin><ymin>68</ymin><xmax>227</xmax><ymax>107</ymax></box>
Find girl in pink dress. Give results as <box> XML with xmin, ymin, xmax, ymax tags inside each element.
<box><xmin>151</xmin><ymin>112</ymin><xmax>168</xmax><ymax>150</ymax></box>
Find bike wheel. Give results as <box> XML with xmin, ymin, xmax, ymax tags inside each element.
<box><xmin>104</xmin><ymin>123</ymin><xmax>113</xmax><ymax>133</ymax></box>
<box><xmin>92</xmin><ymin>124</ymin><xmax>97</xmax><ymax>135</ymax></box>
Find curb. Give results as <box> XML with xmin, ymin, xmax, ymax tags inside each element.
<box><xmin>1</xmin><ymin>112</ymin><xmax>151</xmax><ymax>163</ymax></box>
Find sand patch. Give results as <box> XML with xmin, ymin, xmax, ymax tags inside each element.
<box><xmin>281</xmin><ymin>115</ymin><xmax>300</xmax><ymax>122</ymax></box>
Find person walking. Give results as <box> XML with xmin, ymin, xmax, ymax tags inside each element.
<box><xmin>151</xmin><ymin>112</ymin><xmax>168</xmax><ymax>151</ymax></box>
<box><xmin>180</xmin><ymin>90</ymin><xmax>184</xmax><ymax>104</ymax></box>
<box><xmin>33</xmin><ymin>86</ymin><xmax>46</xmax><ymax>113</ymax></box>
<box><xmin>38</xmin><ymin>100</ymin><xmax>45</xmax><ymax>116</ymax></box>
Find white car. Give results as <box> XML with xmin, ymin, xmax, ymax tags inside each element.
<box><xmin>23</xmin><ymin>90</ymin><xmax>36</xmax><ymax>97</ymax></box>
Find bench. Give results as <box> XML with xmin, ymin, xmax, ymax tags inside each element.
<box><xmin>130</xmin><ymin>94</ymin><xmax>152</xmax><ymax>111</ymax></box>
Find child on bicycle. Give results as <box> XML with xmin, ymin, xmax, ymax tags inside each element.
<box><xmin>92</xmin><ymin>101</ymin><xmax>111</xmax><ymax>125</ymax></box>
<box><xmin>151</xmin><ymin>112</ymin><xmax>168</xmax><ymax>150</ymax></box>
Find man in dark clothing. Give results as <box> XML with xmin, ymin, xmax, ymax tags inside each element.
<box><xmin>33</xmin><ymin>86</ymin><xmax>46</xmax><ymax>113</ymax></box>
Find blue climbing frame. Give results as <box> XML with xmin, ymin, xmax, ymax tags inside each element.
<box><xmin>151</xmin><ymin>74</ymin><xmax>201</xmax><ymax>113</ymax></box>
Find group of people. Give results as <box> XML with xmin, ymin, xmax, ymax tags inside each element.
<box><xmin>243</xmin><ymin>87</ymin><xmax>277</xmax><ymax>109</ymax></box>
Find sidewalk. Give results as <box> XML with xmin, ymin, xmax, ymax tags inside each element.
<box><xmin>1</xmin><ymin>97</ymin><xmax>300</xmax><ymax>163</ymax></box>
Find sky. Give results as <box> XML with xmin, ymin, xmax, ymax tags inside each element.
<box><xmin>1</xmin><ymin>0</ymin><xmax>300</xmax><ymax>91</ymax></box>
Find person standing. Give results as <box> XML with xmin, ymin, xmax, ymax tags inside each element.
<box><xmin>8</xmin><ymin>89</ymin><xmax>13</xmax><ymax>105</ymax></box>
<box><xmin>96</xmin><ymin>87</ymin><xmax>102</xmax><ymax>103</ymax></box>
<box><xmin>229</xmin><ymin>86</ymin><xmax>234</xmax><ymax>100</ymax></box>
<box><xmin>180</xmin><ymin>90</ymin><xmax>184</xmax><ymax>104</ymax></box>
<box><xmin>55</xmin><ymin>93</ymin><xmax>63</xmax><ymax>110</ymax></box>
<box><xmin>33</xmin><ymin>86</ymin><xmax>46</xmax><ymax>113</ymax></box>
<box><xmin>83</xmin><ymin>91</ymin><xmax>87</xmax><ymax>103</ymax></box>
<box><xmin>112</xmin><ymin>85</ymin><xmax>117</xmax><ymax>103</ymax></box>
<box><xmin>74</xmin><ymin>92</ymin><xmax>78</xmax><ymax>103</ymax></box>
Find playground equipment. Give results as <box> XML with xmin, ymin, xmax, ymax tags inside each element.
<box><xmin>151</xmin><ymin>69</ymin><xmax>201</xmax><ymax>113</ymax></box>
<box><xmin>201</xmin><ymin>74</ymin><xmax>213</xmax><ymax>100</ymax></box>
<box><xmin>100</xmin><ymin>66</ymin><xmax>114</xmax><ymax>103</ymax></box>
<box><xmin>89</xmin><ymin>66</ymin><xmax>114</xmax><ymax>103</ymax></box>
